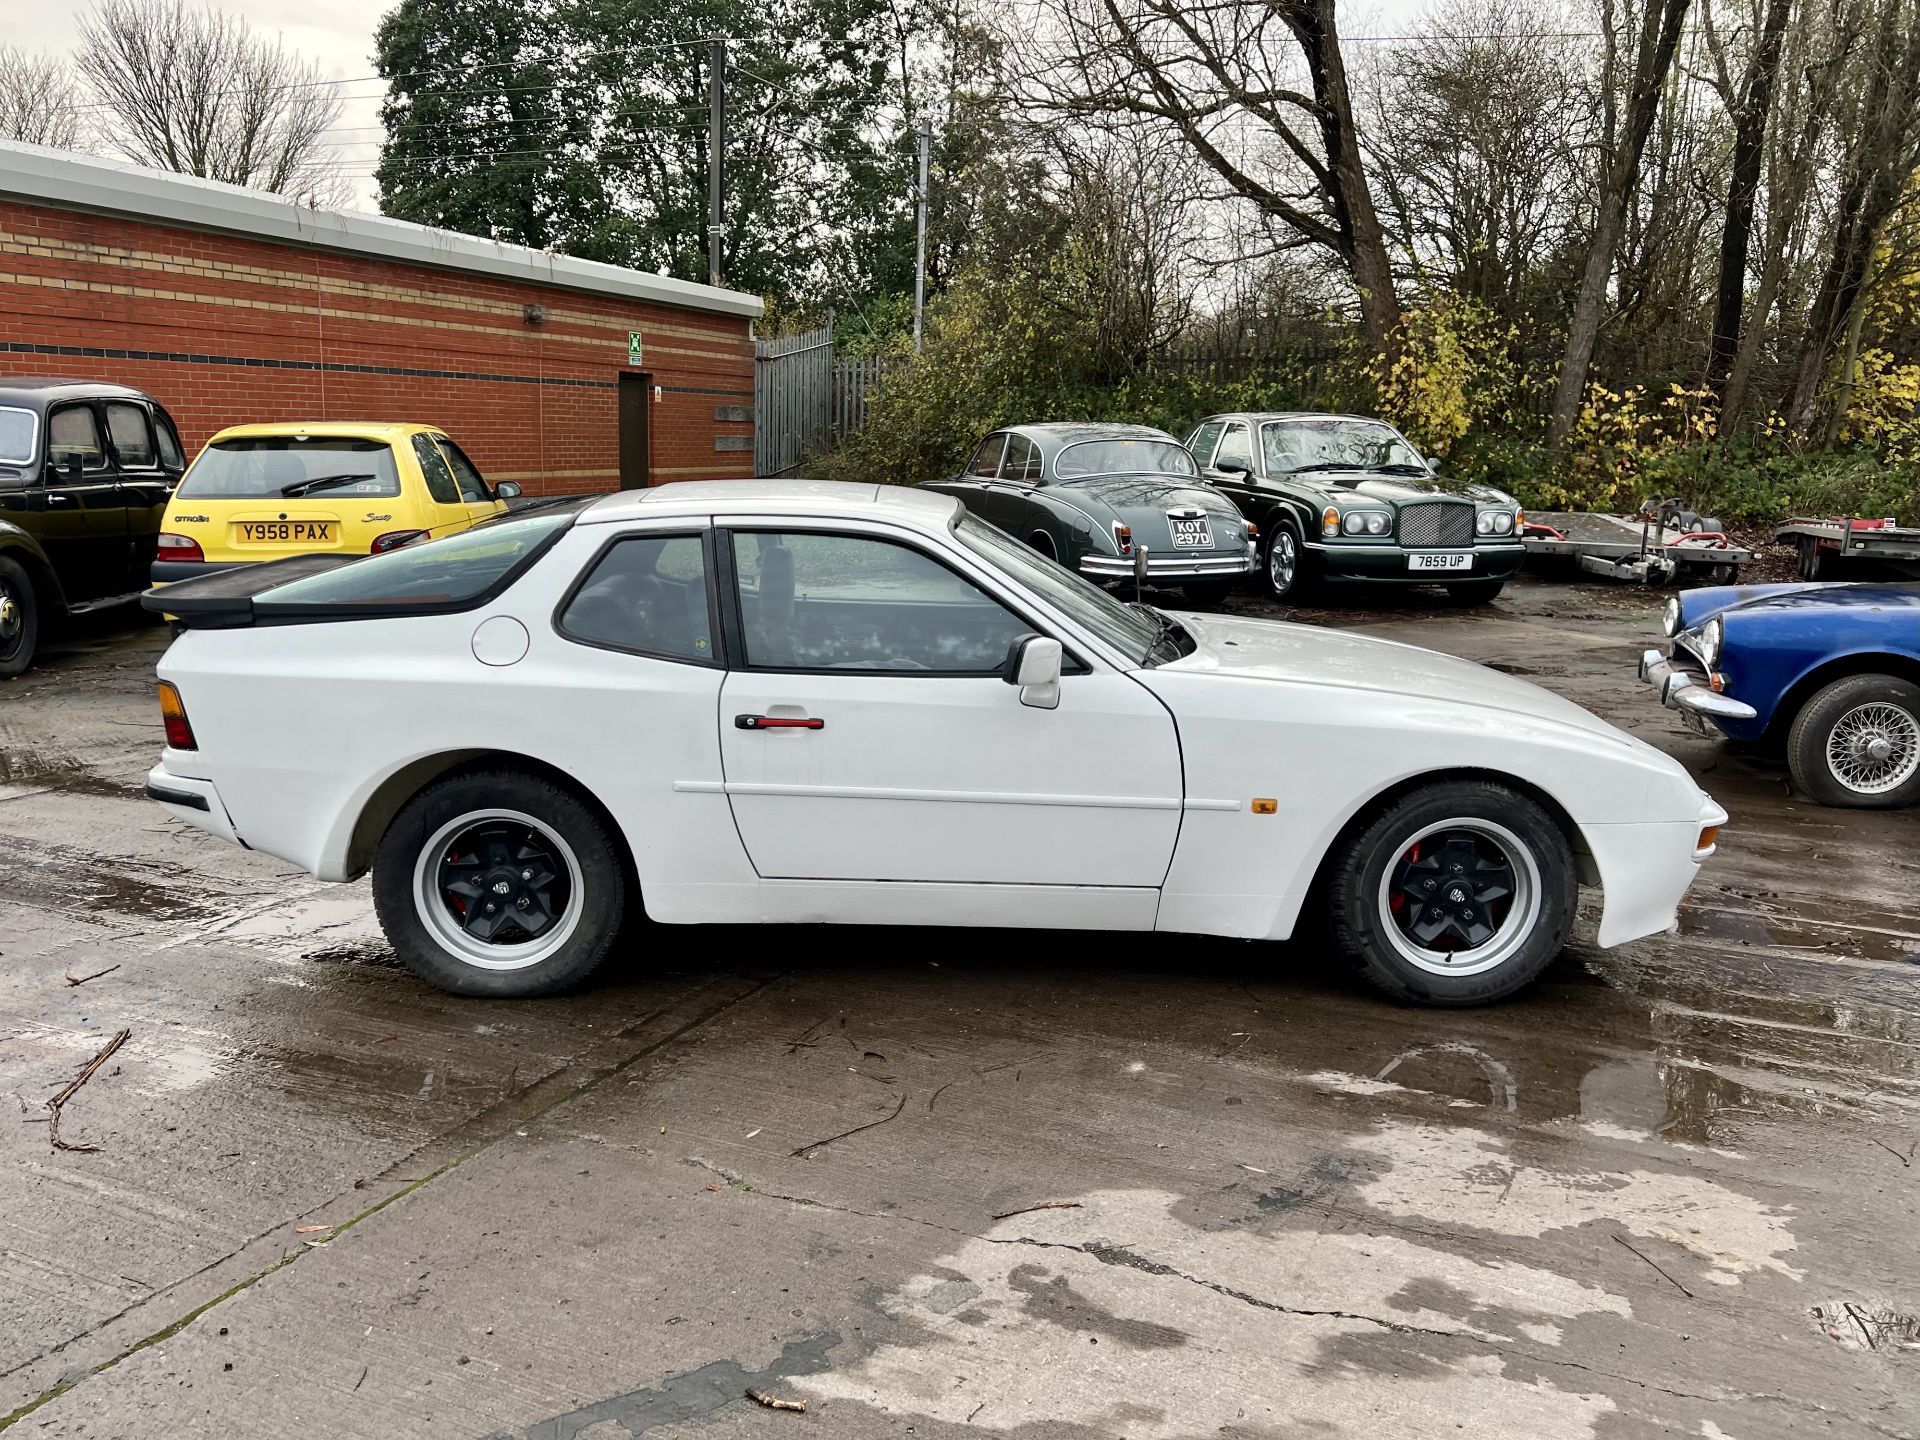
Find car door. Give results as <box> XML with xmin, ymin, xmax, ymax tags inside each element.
<box><xmin>1198</xmin><ymin>419</ymin><xmax>1268</xmax><ymax>526</ymax></box>
<box><xmin>409</xmin><ymin>432</ymin><xmax>482</xmax><ymax>538</ymax></box>
<box><xmin>41</xmin><ymin>402</ymin><xmax>125</xmax><ymax>600</ymax></box>
<box><xmin>929</xmin><ymin>432</ymin><xmax>1006</xmax><ymax>521</ymax></box>
<box><xmin>716</xmin><ymin>522</ymin><xmax>1182</xmax><ymax>891</ymax></box>
<box><xmin>104</xmin><ymin>399</ymin><xmax>168</xmax><ymax>591</ymax></box>
<box><xmin>985</xmin><ymin>431</ymin><xmax>1043</xmax><ymax>542</ymax></box>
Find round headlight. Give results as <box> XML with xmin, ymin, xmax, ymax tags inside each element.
<box><xmin>1698</xmin><ymin>616</ymin><xmax>1723</xmax><ymax>665</ymax></box>
<box><xmin>1494</xmin><ymin>512</ymin><xmax>1514</xmax><ymax>535</ymax></box>
<box><xmin>1661</xmin><ymin>598</ymin><xmax>1682</xmax><ymax>637</ymax></box>
<box><xmin>1343</xmin><ymin>511</ymin><xmax>1367</xmax><ymax>535</ymax></box>
<box><xmin>1476</xmin><ymin>511</ymin><xmax>1496</xmax><ymax>535</ymax></box>
<box><xmin>1365</xmin><ymin>512</ymin><xmax>1388</xmax><ymax>535</ymax></box>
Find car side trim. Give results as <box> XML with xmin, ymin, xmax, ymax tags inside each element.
<box><xmin>673</xmin><ymin>779</ymin><xmax>1241</xmax><ymax>811</ymax></box>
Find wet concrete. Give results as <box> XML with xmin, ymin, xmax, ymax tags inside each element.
<box><xmin>0</xmin><ymin>577</ymin><xmax>1915</xmax><ymax>1438</ymax></box>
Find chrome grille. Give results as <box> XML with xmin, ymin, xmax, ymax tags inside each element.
<box><xmin>1399</xmin><ymin>501</ymin><xmax>1473</xmax><ymax>547</ymax></box>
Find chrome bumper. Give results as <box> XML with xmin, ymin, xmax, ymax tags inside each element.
<box><xmin>1638</xmin><ymin>649</ymin><xmax>1758</xmax><ymax>720</ymax></box>
<box><xmin>1081</xmin><ymin>547</ymin><xmax>1256</xmax><ymax>581</ymax></box>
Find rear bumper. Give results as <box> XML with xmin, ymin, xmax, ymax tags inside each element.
<box><xmin>145</xmin><ymin>762</ymin><xmax>242</xmax><ymax>846</ymax></box>
<box><xmin>1306</xmin><ymin>540</ymin><xmax>1526</xmax><ymax>583</ymax></box>
<box><xmin>1081</xmin><ymin>547</ymin><xmax>1257</xmax><ymax>582</ymax></box>
<box><xmin>150</xmin><ymin>559</ymin><xmax>252</xmax><ymax>586</ymax></box>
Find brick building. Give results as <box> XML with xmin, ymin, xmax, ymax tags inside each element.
<box><xmin>0</xmin><ymin>141</ymin><xmax>762</xmax><ymax>494</ymax></box>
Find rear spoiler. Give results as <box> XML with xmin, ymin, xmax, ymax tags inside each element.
<box><xmin>142</xmin><ymin>554</ymin><xmax>359</xmax><ymax>628</ymax></box>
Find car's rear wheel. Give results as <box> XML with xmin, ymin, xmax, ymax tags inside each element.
<box><xmin>1263</xmin><ymin>524</ymin><xmax>1315</xmax><ymax>603</ymax></box>
<box><xmin>372</xmin><ymin>770</ymin><xmax>628</xmax><ymax>996</ymax></box>
<box><xmin>1786</xmin><ymin>674</ymin><xmax>1920</xmax><ymax>809</ymax></box>
<box><xmin>1328</xmin><ymin>780</ymin><xmax>1576</xmax><ymax>1005</ymax></box>
<box><xmin>0</xmin><ymin>556</ymin><xmax>39</xmax><ymax>679</ymax></box>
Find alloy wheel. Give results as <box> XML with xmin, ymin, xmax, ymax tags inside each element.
<box><xmin>412</xmin><ymin>809</ymin><xmax>584</xmax><ymax>970</ymax></box>
<box><xmin>1376</xmin><ymin>819</ymin><xmax>1542</xmax><ymax>977</ymax></box>
<box><xmin>1268</xmin><ymin>531</ymin><xmax>1297</xmax><ymax>597</ymax></box>
<box><xmin>1825</xmin><ymin>701</ymin><xmax>1920</xmax><ymax>796</ymax></box>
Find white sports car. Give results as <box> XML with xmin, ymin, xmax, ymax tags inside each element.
<box><xmin>143</xmin><ymin>480</ymin><xmax>1726</xmax><ymax>1006</ymax></box>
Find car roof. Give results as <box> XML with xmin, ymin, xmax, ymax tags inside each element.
<box><xmin>579</xmin><ymin>478</ymin><xmax>962</xmax><ymax>528</ymax></box>
<box><xmin>0</xmin><ymin>377</ymin><xmax>159</xmax><ymax>407</ymax></box>
<box><xmin>1210</xmin><ymin>412</ymin><xmax>1393</xmax><ymax>425</ymax></box>
<box><xmin>1001</xmin><ymin>422</ymin><xmax>1179</xmax><ymax>454</ymax></box>
<box><xmin>207</xmin><ymin>421</ymin><xmax>448</xmax><ymax>442</ymax></box>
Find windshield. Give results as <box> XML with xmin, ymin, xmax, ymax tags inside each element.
<box><xmin>258</xmin><ymin>504</ymin><xmax>582</xmax><ymax>608</ymax></box>
<box><xmin>1261</xmin><ymin>420</ymin><xmax>1424</xmax><ymax>474</ymax></box>
<box><xmin>952</xmin><ymin>511</ymin><xmax>1177</xmax><ymax>666</ymax></box>
<box><xmin>1055</xmin><ymin>438</ymin><xmax>1198</xmax><ymax>479</ymax></box>
<box><xmin>0</xmin><ymin>407</ymin><xmax>35</xmax><ymax>466</ymax></box>
<box><xmin>177</xmin><ymin>436</ymin><xmax>402</xmax><ymax>499</ymax></box>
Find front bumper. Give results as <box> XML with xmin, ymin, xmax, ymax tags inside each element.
<box><xmin>1306</xmin><ymin>540</ymin><xmax>1526</xmax><ymax>583</ymax></box>
<box><xmin>145</xmin><ymin>762</ymin><xmax>242</xmax><ymax>846</ymax></box>
<box><xmin>1638</xmin><ymin>648</ymin><xmax>1758</xmax><ymax>730</ymax></box>
<box><xmin>1585</xmin><ymin>794</ymin><xmax>1730</xmax><ymax>947</ymax></box>
<box><xmin>1081</xmin><ymin>547</ymin><xmax>1256</xmax><ymax>583</ymax></box>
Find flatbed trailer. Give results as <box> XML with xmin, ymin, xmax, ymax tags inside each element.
<box><xmin>1773</xmin><ymin>517</ymin><xmax>1920</xmax><ymax>580</ymax></box>
<box><xmin>1522</xmin><ymin>510</ymin><xmax>1752</xmax><ymax>585</ymax></box>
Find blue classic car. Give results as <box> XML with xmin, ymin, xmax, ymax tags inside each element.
<box><xmin>1639</xmin><ymin>582</ymin><xmax>1920</xmax><ymax>807</ymax></box>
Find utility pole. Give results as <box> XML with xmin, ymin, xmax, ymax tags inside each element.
<box><xmin>707</xmin><ymin>36</ymin><xmax>726</xmax><ymax>289</ymax></box>
<box><xmin>912</xmin><ymin>116</ymin><xmax>930</xmax><ymax>352</ymax></box>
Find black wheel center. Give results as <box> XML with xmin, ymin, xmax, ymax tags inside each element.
<box><xmin>1389</xmin><ymin>833</ymin><xmax>1515</xmax><ymax>952</ymax></box>
<box><xmin>436</xmin><ymin>824</ymin><xmax>570</xmax><ymax>944</ymax></box>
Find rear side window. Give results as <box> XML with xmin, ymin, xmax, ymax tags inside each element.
<box><xmin>1003</xmin><ymin>432</ymin><xmax>1042</xmax><ymax>482</ymax></box>
<box><xmin>106</xmin><ymin>402</ymin><xmax>156</xmax><ymax>467</ymax></box>
<box><xmin>558</xmin><ymin>534</ymin><xmax>715</xmax><ymax>664</ymax></box>
<box><xmin>48</xmin><ymin>406</ymin><xmax>105</xmax><ymax>470</ymax></box>
<box><xmin>438</xmin><ymin>440</ymin><xmax>492</xmax><ymax>503</ymax></box>
<box><xmin>154</xmin><ymin>413</ymin><xmax>185</xmax><ymax>469</ymax></box>
<box><xmin>178</xmin><ymin>437</ymin><xmax>401</xmax><ymax>499</ymax></box>
<box><xmin>412</xmin><ymin>434</ymin><xmax>462</xmax><ymax>504</ymax></box>
<box><xmin>257</xmin><ymin>508</ymin><xmax>578</xmax><ymax>610</ymax></box>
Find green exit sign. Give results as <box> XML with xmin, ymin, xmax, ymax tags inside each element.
<box><xmin>627</xmin><ymin>331</ymin><xmax>644</xmax><ymax>366</ymax></box>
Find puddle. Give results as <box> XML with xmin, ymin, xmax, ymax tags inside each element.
<box><xmin>1680</xmin><ymin>902</ymin><xmax>1920</xmax><ymax>964</ymax></box>
<box><xmin>301</xmin><ymin>942</ymin><xmax>401</xmax><ymax>969</ymax></box>
<box><xmin>1812</xmin><ymin>1300</ymin><xmax>1920</xmax><ymax>1353</ymax></box>
<box><xmin>0</xmin><ymin>749</ymin><xmax>141</xmax><ymax>799</ymax></box>
<box><xmin>0</xmin><ymin>838</ymin><xmax>218</xmax><ymax>923</ymax></box>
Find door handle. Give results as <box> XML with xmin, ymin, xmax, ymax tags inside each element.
<box><xmin>735</xmin><ymin>714</ymin><xmax>824</xmax><ymax>730</ymax></box>
<box><xmin>49</xmin><ymin>494</ymin><xmax>73</xmax><ymax>505</ymax></box>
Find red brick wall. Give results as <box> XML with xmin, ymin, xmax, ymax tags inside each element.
<box><xmin>0</xmin><ymin>199</ymin><xmax>756</xmax><ymax>493</ymax></box>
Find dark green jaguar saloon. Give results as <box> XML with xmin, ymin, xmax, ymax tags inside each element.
<box><xmin>1187</xmin><ymin>412</ymin><xmax>1525</xmax><ymax>605</ymax></box>
<box><xmin>921</xmin><ymin>423</ymin><xmax>1256</xmax><ymax>602</ymax></box>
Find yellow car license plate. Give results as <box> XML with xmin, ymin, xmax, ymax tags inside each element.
<box><xmin>235</xmin><ymin>521</ymin><xmax>336</xmax><ymax>544</ymax></box>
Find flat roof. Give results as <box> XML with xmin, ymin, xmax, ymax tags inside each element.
<box><xmin>0</xmin><ymin>140</ymin><xmax>763</xmax><ymax>321</ymax></box>
<box><xmin>582</xmin><ymin>478</ymin><xmax>960</xmax><ymax>526</ymax></box>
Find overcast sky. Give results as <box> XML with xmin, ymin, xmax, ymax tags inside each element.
<box><xmin>24</xmin><ymin>0</ymin><xmax>1427</xmax><ymax>215</ymax></box>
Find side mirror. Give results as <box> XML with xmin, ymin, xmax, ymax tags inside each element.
<box><xmin>494</xmin><ymin>480</ymin><xmax>523</xmax><ymax>500</ymax></box>
<box><xmin>1425</xmin><ymin>458</ymin><xmax>1442</xmax><ymax>474</ymax></box>
<box><xmin>1002</xmin><ymin>633</ymin><xmax>1063</xmax><ymax>710</ymax></box>
<box><xmin>1215</xmin><ymin>457</ymin><xmax>1251</xmax><ymax>477</ymax></box>
<box><xmin>66</xmin><ymin>455</ymin><xmax>84</xmax><ymax>484</ymax></box>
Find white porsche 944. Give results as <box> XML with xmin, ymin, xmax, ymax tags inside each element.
<box><xmin>143</xmin><ymin>480</ymin><xmax>1726</xmax><ymax>1005</ymax></box>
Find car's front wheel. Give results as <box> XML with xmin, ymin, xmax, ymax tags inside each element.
<box><xmin>1263</xmin><ymin>525</ymin><xmax>1314</xmax><ymax>604</ymax></box>
<box><xmin>1328</xmin><ymin>780</ymin><xmax>1576</xmax><ymax>1005</ymax></box>
<box><xmin>1786</xmin><ymin>674</ymin><xmax>1920</xmax><ymax>809</ymax></box>
<box><xmin>0</xmin><ymin>556</ymin><xmax>40</xmax><ymax>679</ymax></box>
<box><xmin>372</xmin><ymin>769</ymin><xmax>629</xmax><ymax>996</ymax></box>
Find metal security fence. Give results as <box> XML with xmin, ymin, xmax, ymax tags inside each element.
<box><xmin>754</xmin><ymin>321</ymin><xmax>895</xmax><ymax>475</ymax></box>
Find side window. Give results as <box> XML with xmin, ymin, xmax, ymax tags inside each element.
<box><xmin>1002</xmin><ymin>433</ymin><xmax>1041</xmax><ymax>482</ymax></box>
<box><xmin>732</xmin><ymin>530</ymin><xmax>1030</xmax><ymax>674</ymax></box>
<box><xmin>1187</xmin><ymin>421</ymin><xmax>1226</xmax><ymax>467</ymax></box>
<box><xmin>1214</xmin><ymin>422</ymin><xmax>1253</xmax><ymax>473</ymax></box>
<box><xmin>47</xmin><ymin>406</ymin><xmax>106</xmax><ymax>472</ymax></box>
<box><xmin>966</xmin><ymin>433</ymin><xmax>1007</xmax><ymax>478</ymax></box>
<box><xmin>437</xmin><ymin>439</ymin><xmax>492</xmax><ymax>503</ymax></box>
<box><xmin>154</xmin><ymin>411</ymin><xmax>186</xmax><ymax>470</ymax></box>
<box><xmin>411</xmin><ymin>434</ymin><xmax>462</xmax><ymax>505</ymax></box>
<box><xmin>558</xmin><ymin>534</ymin><xmax>715</xmax><ymax>664</ymax></box>
<box><xmin>105</xmin><ymin>402</ymin><xmax>157</xmax><ymax>468</ymax></box>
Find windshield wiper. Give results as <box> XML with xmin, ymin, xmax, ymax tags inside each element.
<box><xmin>280</xmin><ymin>472</ymin><xmax>377</xmax><ymax>497</ymax></box>
<box><xmin>1128</xmin><ymin>601</ymin><xmax>1189</xmax><ymax>664</ymax></box>
<box><xmin>1374</xmin><ymin>463</ymin><xmax>1434</xmax><ymax>475</ymax></box>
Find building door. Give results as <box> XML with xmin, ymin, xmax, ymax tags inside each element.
<box><xmin>618</xmin><ymin>373</ymin><xmax>651</xmax><ymax>490</ymax></box>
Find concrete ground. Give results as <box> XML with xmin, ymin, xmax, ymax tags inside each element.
<box><xmin>1</xmin><ymin>577</ymin><xmax>1915</xmax><ymax>1440</ymax></box>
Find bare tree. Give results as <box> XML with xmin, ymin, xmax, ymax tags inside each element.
<box><xmin>0</xmin><ymin>46</ymin><xmax>84</xmax><ymax>149</ymax></box>
<box><xmin>1546</xmin><ymin>0</ymin><xmax>1693</xmax><ymax>446</ymax></box>
<box><xmin>76</xmin><ymin>0</ymin><xmax>344</xmax><ymax>201</ymax></box>
<box><xmin>1004</xmin><ymin>0</ymin><xmax>1404</xmax><ymax>352</ymax></box>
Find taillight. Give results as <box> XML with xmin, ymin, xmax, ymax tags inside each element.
<box><xmin>1113</xmin><ymin>523</ymin><xmax>1133</xmax><ymax>554</ymax></box>
<box><xmin>372</xmin><ymin>529</ymin><xmax>428</xmax><ymax>554</ymax></box>
<box><xmin>157</xmin><ymin>532</ymin><xmax>205</xmax><ymax>563</ymax></box>
<box><xmin>157</xmin><ymin>681</ymin><xmax>196</xmax><ymax>750</ymax></box>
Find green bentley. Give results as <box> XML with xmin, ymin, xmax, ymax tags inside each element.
<box><xmin>1187</xmin><ymin>412</ymin><xmax>1525</xmax><ymax>605</ymax></box>
<box><xmin>920</xmin><ymin>423</ymin><xmax>1256</xmax><ymax>603</ymax></box>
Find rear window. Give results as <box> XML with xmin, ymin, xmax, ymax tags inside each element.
<box><xmin>255</xmin><ymin>506</ymin><xmax>581</xmax><ymax>611</ymax></box>
<box><xmin>1056</xmin><ymin>438</ymin><xmax>1198</xmax><ymax>478</ymax></box>
<box><xmin>178</xmin><ymin>436</ymin><xmax>401</xmax><ymax>499</ymax></box>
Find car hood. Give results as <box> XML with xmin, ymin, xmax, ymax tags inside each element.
<box><xmin>1676</xmin><ymin>580</ymin><xmax>1920</xmax><ymax>629</ymax></box>
<box><xmin>1161</xmin><ymin>611</ymin><xmax>1636</xmax><ymax>745</ymax></box>
<box><xmin>1289</xmin><ymin>468</ymin><xmax>1513</xmax><ymax>505</ymax></box>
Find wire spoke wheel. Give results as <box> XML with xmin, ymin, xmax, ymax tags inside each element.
<box><xmin>412</xmin><ymin>808</ymin><xmax>583</xmax><ymax>971</ymax></box>
<box><xmin>1825</xmin><ymin>701</ymin><xmax>1920</xmax><ymax>796</ymax></box>
<box><xmin>1376</xmin><ymin>819</ymin><xmax>1542</xmax><ymax>977</ymax></box>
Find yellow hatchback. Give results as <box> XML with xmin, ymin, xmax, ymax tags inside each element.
<box><xmin>153</xmin><ymin>423</ymin><xmax>519</xmax><ymax>583</ymax></box>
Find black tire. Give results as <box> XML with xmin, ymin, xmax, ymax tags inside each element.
<box><xmin>1262</xmin><ymin>523</ymin><xmax>1315</xmax><ymax>604</ymax></box>
<box><xmin>1328</xmin><ymin>779</ymin><xmax>1577</xmax><ymax>1006</ymax></box>
<box><xmin>1445</xmin><ymin>580</ymin><xmax>1506</xmax><ymax>605</ymax></box>
<box><xmin>0</xmin><ymin>555</ymin><xmax>40</xmax><ymax>679</ymax></box>
<box><xmin>1785</xmin><ymin>674</ymin><xmax>1920</xmax><ymax>809</ymax></box>
<box><xmin>372</xmin><ymin>768</ymin><xmax>629</xmax><ymax>996</ymax></box>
